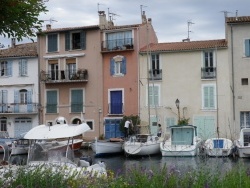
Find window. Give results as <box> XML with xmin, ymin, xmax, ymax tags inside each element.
<box><xmin>19</xmin><ymin>89</ymin><xmax>27</xmax><ymax>104</ymax></box>
<box><xmin>148</xmin><ymin>84</ymin><xmax>160</xmax><ymax>106</ymax></box>
<box><xmin>241</xmin><ymin>112</ymin><xmax>250</xmax><ymax>129</ymax></box>
<box><xmin>242</xmin><ymin>78</ymin><xmax>248</xmax><ymax>85</ymax></box>
<box><xmin>48</xmin><ymin>60</ymin><xmax>59</xmax><ymax>80</ymax></box>
<box><xmin>0</xmin><ymin>90</ymin><xmax>7</xmax><ymax>112</ymax></box>
<box><xmin>46</xmin><ymin>90</ymin><xmax>58</xmax><ymax>113</ymax></box>
<box><xmin>202</xmin><ymin>51</ymin><xmax>216</xmax><ymax>79</ymax></box>
<box><xmin>0</xmin><ymin>61</ymin><xmax>12</xmax><ymax>77</ymax></box>
<box><xmin>65</xmin><ymin>31</ymin><xmax>86</xmax><ymax>51</ymax></box>
<box><xmin>109</xmin><ymin>90</ymin><xmax>123</xmax><ymax>114</ymax></box>
<box><xmin>66</xmin><ymin>59</ymin><xmax>76</xmax><ymax>79</ymax></box>
<box><xmin>47</xmin><ymin>33</ymin><xmax>58</xmax><ymax>52</ymax></box>
<box><xmin>150</xmin><ymin>54</ymin><xmax>161</xmax><ymax>80</ymax></box>
<box><xmin>202</xmin><ymin>84</ymin><xmax>216</xmax><ymax>109</ymax></box>
<box><xmin>106</xmin><ymin>30</ymin><xmax>132</xmax><ymax>50</ymax></box>
<box><xmin>71</xmin><ymin>89</ymin><xmax>83</xmax><ymax>113</ymax></box>
<box><xmin>110</xmin><ymin>56</ymin><xmax>126</xmax><ymax>76</ymax></box>
<box><xmin>86</xmin><ymin>120</ymin><xmax>94</xmax><ymax>130</ymax></box>
<box><xmin>245</xmin><ymin>39</ymin><xmax>250</xmax><ymax>57</ymax></box>
<box><xmin>0</xmin><ymin>118</ymin><xmax>7</xmax><ymax>131</ymax></box>
<box><xmin>19</xmin><ymin>59</ymin><xmax>27</xmax><ymax>76</ymax></box>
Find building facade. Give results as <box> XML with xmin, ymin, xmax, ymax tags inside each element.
<box><xmin>0</xmin><ymin>41</ymin><xmax>39</xmax><ymax>137</ymax></box>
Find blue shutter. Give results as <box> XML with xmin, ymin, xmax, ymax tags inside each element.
<box><xmin>19</xmin><ymin>60</ymin><xmax>21</xmax><ymax>76</ymax></box>
<box><xmin>14</xmin><ymin>90</ymin><xmax>19</xmax><ymax>112</ymax></box>
<box><xmin>121</xmin><ymin>57</ymin><xmax>126</xmax><ymax>75</ymax></box>
<box><xmin>65</xmin><ymin>32</ymin><xmax>70</xmax><ymax>51</ymax></box>
<box><xmin>204</xmin><ymin>86</ymin><xmax>209</xmax><ymax>108</ymax></box>
<box><xmin>7</xmin><ymin>61</ymin><xmax>12</xmax><ymax>76</ymax></box>
<box><xmin>110</xmin><ymin>91</ymin><xmax>122</xmax><ymax>114</ymax></box>
<box><xmin>110</xmin><ymin>58</ymin><xmax>115</xmax><ymax>76</ymax></box>
<box><xmin>0</xmin><ymin>90</ymin><xmax>8</xmax><ymax>112</ymax></box>
<box><xmin>245</xmin><ymin>39</ymin><xmax>250</xmax><ymax>57</ymax></box>
<box><xmin>27</xmin><ymin>90</ymin><xmax>32</xmax><ymax>112</ymax></box>
<box><xmin>80</xmin><ymin>31</ymin><xmax>86</xmax><ymax>50</ymax></box>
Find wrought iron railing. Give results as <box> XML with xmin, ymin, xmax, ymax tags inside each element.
<box><xmin>108</xmin><ymin>102</ymin><xmax>124</xmax><ymax>115</ymax></box>
<box><xmin>0</xmin><ymin>103</ymin><xmax>39</xmax><ymax>113</ymax></box>
<box><xmin>149</xmin><ymin>69</ymin><xmax>162</xmax><ymax>80</ymax></box>
<box><xmin>201</xmin><ymin>67</ymin><xmax>216</xmax><ymax>79</ymax></box>
<box><xmin>102</xmin><ymin>38</ymin><xmax>134</xmax><ymax>51</ymax></box>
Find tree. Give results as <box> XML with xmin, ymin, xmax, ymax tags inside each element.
<box><xmin>120</xmin><ymin>115</ymin><xmax>141</xmax><ymax>135</ymax></box>
<box><xmin>0</xmin><ymin>0</ymin><xmax>48</xmax><ymax>41</ymax></box>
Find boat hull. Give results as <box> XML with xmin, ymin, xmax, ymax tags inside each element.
<box><xmin>204</xmin><ymin>138</ymin><xmax>233</xmax><ymax>157</ymax></box>
<box><xmin>160</xmin><ymin>143</ymin><xmax>199</xmax><ymax>157</ymax></box>
<box><xmin>124</xmin><ymin>142</ymin><xmax>160</xmax><ymax>156</ymax></box>
<box><xmin>91</xmin><ymin>140</ymin><xmax>123</xmax><ymax>156</ymax></box>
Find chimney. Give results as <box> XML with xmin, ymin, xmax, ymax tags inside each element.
<box><xmin>46</xmin><ymin>24</ymin><xmax>51</xmax><ymax>30</ymax></box>
<box><xmin>141</xmin><ymin>11</ymin><xmax>147</xmax><ymax>24</ymax></box>
<box><xmin>11</xmin><ymin>38</ymin><xmax>16</xmax><ymax>47</ymax></box>
<box><xmin>148</xmin><ymin>18</ymin><xmax>152</xmax><ymax>24</ymax></box>
<box><xmin>98</xmin><ymin>11</ymin><xmax>108</xmax><ymax>29</ymax></box>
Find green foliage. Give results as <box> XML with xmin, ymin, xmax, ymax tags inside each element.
<box><xmin>178</xmin><ymin>117</ymin><xmax>190</xmax><ymax>125</ymax></box>
<box><xmin>0</xmin><ymin>0</ymin><xmax>48</xmax><ymax>41</ymax></box>
<box><xmin>119</xmin><ymin>115</ymin><xmax>141</xmax><ymax>135</ymax></box>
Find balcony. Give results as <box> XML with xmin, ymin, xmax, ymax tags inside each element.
<box><xmin>40</xmin><ymin>69</ymin><xmax>88</xmax><ymax>83</ymax></box>
<box><xmin>101</xmin><ymin>38</ymin><xmax>134</xmax><ymax>52</ymax></box>
<box><xmin>149</xmin><ymin>69</ymin><xmax>162</xmax><ymax>80</ymax></box>
<box><xmin>0</xmin><ymin>103</ymin><xmax>39</xmax><ymax>114</ymax></box>
<box><xmin>201</xmin><ymin>67</ymin><xmax>216</xmax><ymax>79</ymax></box>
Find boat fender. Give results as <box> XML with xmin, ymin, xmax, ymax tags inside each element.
<box><xmin>80</xmin><ymin>156</ymin><xmax>93</xmax><ymax>166</ymax></box>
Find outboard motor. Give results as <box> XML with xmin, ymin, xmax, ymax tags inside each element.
<box><xmin>79</xmin><ymin>156</ymin><xmax>93</xmax><ymax>167</ymax></box>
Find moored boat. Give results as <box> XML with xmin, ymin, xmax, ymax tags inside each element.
<box><xmin>91</xmin><ymin>137</ymin><xmax>124</xmax><ymax>156</ymax></box>
<box><xmin>160</xmin><ymin>125</ymin><xmax>202</xmax><ymax>157</ymax></box>
<box><xmin>234</xmin><ymin>128</ymin><xmax>250</xmax><ymax>158</ymax></box>
<box><xmin>123</xmin><ymin>134</ymin><xmax>160</xmax><ymax>156</ymax></box>
<box><xmin>204</xmin><ymin>138</ymin><xmax>233</xmax><ymax>157</ymax></box>
<box><xmin>58</xmin><ymin>138</ymin><xmax>84</xmax><ymax>151</ymax></box>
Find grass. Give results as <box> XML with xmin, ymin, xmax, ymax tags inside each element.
<box><xmin>0</xmin><ymin>162</ymin><xmax>250</xmax><ymax>188</ymax></box>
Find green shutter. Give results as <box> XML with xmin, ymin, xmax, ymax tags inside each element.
<box><xmin>80</xmin><ymin>31</ymin><xmax>86</xmax><ymax>50</ymax></box>
<box><xmin>245</xmin><ymin>39</ymin><xmax>250</xmax><ymax>57</ymax></box>
<box><xmin>71</xmin><ymin>90</ymin><xmax>83</xmax><ymax>112</ymax></box>
<box><xmin>46</xmin><ymin>90</ymin><xmax>57</xmax><ymax>113</ymax></box>
<box><xmin>65</xmin><ymin>32</ymin><xmax>70</xmax><ymax>51</ymax></box>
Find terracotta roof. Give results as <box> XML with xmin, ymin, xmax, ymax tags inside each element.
<box><xmin>0</xmin><ymin>42</ymin><xmax>37</xmax><ymax>58</ymax></box>
<box><xmin>226</xmin><ymin>16</ymin><xmax>250</xmax><ymax>23</ymax></box>
<box><xmin>140</xmin><ymin>39</ymin><xmax>227</xmax><ymax>53</ymax></box>
<box><xmin>39</xmin><ymin>25</ymin><xmax>100</xmax><ymax>34</ymax></box>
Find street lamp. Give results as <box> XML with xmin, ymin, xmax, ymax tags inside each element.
<box><xmin>175</xmin><ymin>99</ymin><xmax>180</xmax><ymax>124</ymax></box>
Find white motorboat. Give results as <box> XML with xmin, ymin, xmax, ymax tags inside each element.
<box><xmin>91</xmin><ymin>137</ymin><xmax>124</xmax><ymax>156</ymax></box>
<box><xmin>234</xmin><ymin>128</ymin><xmax>250</xmax><ymax>158</ymax></box>
<box><xmin>10</xmin><ymin>138</ymin><xmax>30</xmax><ymax>155</ymax></box>
<box><xmin>160</xmin><ymin>125</ymin><xmax>202</xmax><ymax>157</ymax></box>
<box><xmin>58</xmin><ymin>138</ymin><xmax>83</xmax><ymax>151</ymax></box>
<box><xmin>22</xmin><ymin>117</ymin><xmax>106</xmax><ymax>176</ymax></box>
<box><xmin>204</xmin><ymin>138</ymin><xmax>233</xmax><ymax>157</ymax></box>
<box><xmin>123</xmin><ymin>134</ymin><xmax>160</xmax><ymax>156</ymax></box>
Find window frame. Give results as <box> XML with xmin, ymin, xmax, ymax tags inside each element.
<box><xmin>19</xmin><ymin>59</ymin><xmax>28</xmax><ymax>76</ymax></box>
<box><xmin>46</xmin><ymin>90</ymin><xmax>58</xmax><ymax>113</ymax></box>
<box><xmin>70</xmin><ymin>88</ymin><xmax>85</xmax><ymax>113</ymax></box>
<box><xmin>147</xmin><ymin>84</ymin><xmax>160</xmax><ymax>107</ymax></box>
<box><xmin>47</xmin><ymin>33</ymin><xmax>58</xmax><ymax>52</ymax></box>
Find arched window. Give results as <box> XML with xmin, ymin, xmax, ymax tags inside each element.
<box><xmin>19</xmin><ymin>89</ymin><xmax>27</xmax><ymax>104</ymax></box>
<box><xmin>72</xmin><ymin>118</ymin><xmax>81</xmax><ymax>124</ymax></box>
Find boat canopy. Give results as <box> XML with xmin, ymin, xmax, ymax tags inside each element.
<box><xmin>24</xmin><ymin>123</ymin><xmax>90</xmax><ymax>140</ymax></box>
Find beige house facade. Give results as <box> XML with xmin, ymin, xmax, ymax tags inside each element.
<box><xmin>139</xmin><ymin>40</ymin><xmax>232</xmax><ymax>140</ymax></box>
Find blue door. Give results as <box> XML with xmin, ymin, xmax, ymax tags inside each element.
<box><xmin>105</xmin><ymin>119</ymin><xmax>124</xmax><ymax>139</ymax></box>
<box><xmin>110</xmin><ymin>91</ymin><xmax>122</xmax><ymax>114</ymax></box>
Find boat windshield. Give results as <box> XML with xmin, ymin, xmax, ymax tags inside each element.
<box><xmin>27</xmin><ymin>140</ymin><xmax>75</xmax><ymax>164</ymax></box>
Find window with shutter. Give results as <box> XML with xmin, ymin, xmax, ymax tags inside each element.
<box><xmin>19</xmin><ymin>59</ymin><xmax>27</xmax><ymax>76</ymax></box>
<box><xmin>46</xmin><ymin>90</ymin><xmax>57</xmax><ymax>113</ymax></box>
<box><xmin>47</xmin><ymin>33</ymin><xmax>58</xmax><ymax>52</ymax></box>
<box><xmin>0</xmin><ymin>61</ymin><xmax>12</xmax><ymax>77</ymax></box>
<box><xmin>110</xmin><ymin>56</ymin><xmax>126</xmax><ymax>76</ymax></box>
<box><xmin>71</xmin><ymin>89</ymin><xmax>83</xmax><ymax>112</ymax></box>
<box><xmin>202</xmin><ymin>84</ymin><xmax>216</xmax><ymax>109</ymax></box>
<box><xmin>245</xmin><ymin>39</ymin><xmax>250</xmax><ymax>57</ymax></box>
<box><xmin>148</xmin><ymin>84</ymin><xmax>160</xmax><ymax>106</ymax></box>
<box><xmin>65</xmin><ymin>31</ymin><xmax>86</xmax><ymax>51</ymax></box>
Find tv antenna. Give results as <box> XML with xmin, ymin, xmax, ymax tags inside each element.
<box><xmin>42</xmin><ymin>17</ymin><xmax>58</xmax><ymax>25</ymax></box>
<box><xmin>97</xmin><ymin>2</ymin><xmax>105</xmax><ymax>12</ymax></box>
<box><xmin>108</xmin><ymin>8</ymin><xmax>120</xmax><ymax>21</ymax></box>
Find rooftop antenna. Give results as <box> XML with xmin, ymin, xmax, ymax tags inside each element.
<box><xmin>108</xmin><ymin>8</ymin><xmax>120</xmax><ymax>21</ymax></box>
<box><xmin>236</xmin><ymin>10</ymin><xmax>238</xmax><ymax>20</ymax></box>
<box><xmin>182</xmin><ymin>20</ymin><xmax>194</xmax><ymax>42</ymax></box>
<box><xmin>220</xmin><ymin>10</ymin><xmax>232</xmax><ymax>18</ymax></box>
<box><xmin>42</xmin><ymin>17</ymin><xmax>58</xmax><ymax>25</ymax></box>
<box><xmin>140</xmin><ymin>4</ymin><xmax>147</xmax><ymax>23</ymax></box>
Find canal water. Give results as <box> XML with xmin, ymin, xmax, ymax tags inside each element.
<box><xmin>77</xmin><ymin>149</ymin><xmax>250</xmax><ymax>174</ymax></box>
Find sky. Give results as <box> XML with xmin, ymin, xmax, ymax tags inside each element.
<box><xmin>1</xmin><ymin>0</ymin><xmax>250</xmax><ymax>48</ymax></box>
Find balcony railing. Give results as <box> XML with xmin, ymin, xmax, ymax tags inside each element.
<box><xmin>149</xmin><ymin>69</ymin><xmax>162</xmax><ymax>80</ymax></box>
<box><xmin>40</xmin><ymin>69</ymin><xmax>88</xmax><ymax>83</ymax></box>
<box><xmin>101</xmin><ymin>38</ymin><xmax>134</xmax><ymax>52</ymax></box>
<box><xmin>201</xmin><ymin>67</ymin><xmax>216</xmax><ymax>79</ymax></box>
<box><xmin>0</xmin><ymin>103</ymin><xmax>39</xmax><ymax>114</ymax></box>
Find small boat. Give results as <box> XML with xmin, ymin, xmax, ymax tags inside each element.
<box><xmin>58</xmin><ymin>138</ymin><xmax>83</xmax><ymax>151</ymax></box>
<box><xmin>204</xmin><ymin>138</ymin><xmax>233</xmax><ymax>157</ymax></box>
<box><xmin>160</xmin><ymin>125</ymin><xmax>202</xmax><ymax>157</ymax></box>
<box><xmin>0</xmin><ymin>131</ymin><xmax>17</xmax><ymax>153</ymax></box>
<box><xmin>91</xmin><ymin>137</ymin><xmax>124</xmax><ymax>156</ymax></box>
<box><xmin>123</xmin><ymin>134</ymin><xmax>160</xmax><ymax>156</ymax></box>
<box><xmin>234</xmin><ymin>128</ymin><xmax>250</xmax><ymax>158</ymax></box>
<box><xmin>10</xmin><ymin>138</ymin><xmax>30</xmax><ymax>155</ymax></box>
